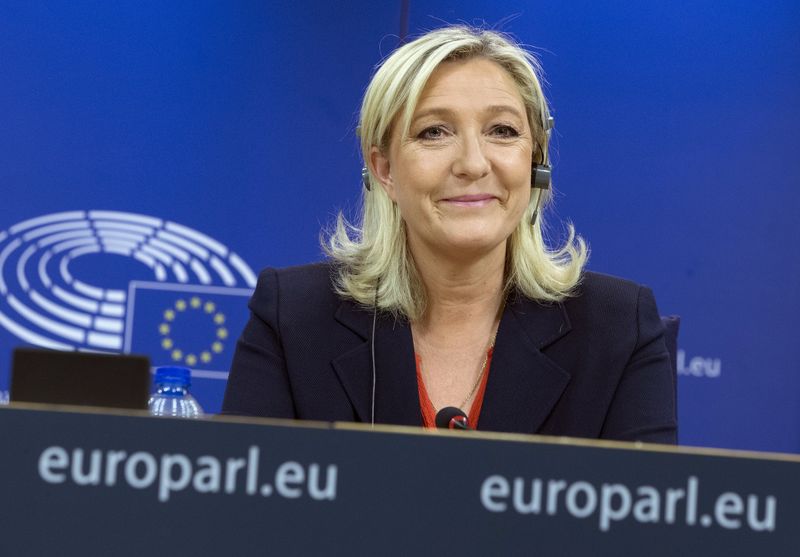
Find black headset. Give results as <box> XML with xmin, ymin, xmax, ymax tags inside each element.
<box><xmin>530</xmin><ymin>115</ymin><xmax>554</xmax><ymax>226</ymax></box>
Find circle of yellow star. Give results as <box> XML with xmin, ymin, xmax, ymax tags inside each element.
<box><xmin>158</xmin><ymin>296</ymin><xmax>229</xmax><ymax>366</ymax></box>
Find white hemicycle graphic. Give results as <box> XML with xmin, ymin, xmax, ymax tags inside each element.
<box><xmin>0</xmin><ymin>210</ymin><xmax>257</xmax><ymax>352</ymax></box>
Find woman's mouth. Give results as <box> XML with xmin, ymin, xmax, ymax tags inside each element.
<box><xmin>441</xmin><ymin>194</ymin><xmax>496</xmax><ymax>207</ymax></box>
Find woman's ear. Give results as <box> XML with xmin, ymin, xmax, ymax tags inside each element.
<box><xmin>369</xmin><ymin>145</ymin><xmax>396</xmax><ymax>201</ymax></box>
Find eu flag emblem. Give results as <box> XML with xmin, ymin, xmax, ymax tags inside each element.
<box><xmin>124</xmin><ymin>281</ymin><xmax>252</xmax><ymax>379</ymax></box>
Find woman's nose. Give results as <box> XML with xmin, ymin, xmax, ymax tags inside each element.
<box><xmin>451</xmin><ymin>134</ymin><xmax>490</xmax><ymax>181</ymax></box>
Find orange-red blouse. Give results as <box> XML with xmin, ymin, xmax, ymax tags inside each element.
<box><xmin>416</xmin><ymin>347</ymin><xmax>494</xmax><ymax>430</ymax></box>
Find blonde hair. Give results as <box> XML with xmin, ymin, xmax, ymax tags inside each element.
<box><xmin>325</xmin><ymin>25</ymin><xmax>588</xmax><ymax>319</ymax></box>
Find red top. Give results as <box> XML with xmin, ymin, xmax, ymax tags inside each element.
<box><xmin>416</xmin><ymin>347</ymin><xmax>493</xmax><ymax>430</ymax></box>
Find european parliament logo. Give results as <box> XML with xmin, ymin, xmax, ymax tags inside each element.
<box><xmin>0</xmin><ymin>210</ymin><xmax>256</xmax><ymax>380</ymax></box>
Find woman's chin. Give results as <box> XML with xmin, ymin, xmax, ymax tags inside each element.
<box><xmin>432</xmin><ymin>233</ymin><xmax>508</xmax><ymax>259</ymax></box>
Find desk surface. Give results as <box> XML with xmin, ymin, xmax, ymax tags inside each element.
<box><xmin>1</xmin><ymin>403</ymin><xmax>797</xmax><ymax>556</ymax></box>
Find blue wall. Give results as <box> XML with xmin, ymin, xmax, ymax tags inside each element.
<box><xmin>1</xmin><ymin>1</ymin><xmax>797</xmax><ymax>453</ymax></box>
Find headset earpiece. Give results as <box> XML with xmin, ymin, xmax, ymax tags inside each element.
<box><xmin>362</xmin><ymin>167</ymin><xmax>371</xmax><ymax>191</ymax></box>
<box><xmin>530</xmin><ymin>115</ymin><xmax>554</xmax><ymax>225</ymax></box>
<box><xmin>530</xmin><ymin>164</ymin><xmax>550</xmax><ymax>227</ymax></box>
<box><xmin>533</xmin><ymin>113</ymin><xmax>553</xmax><ymax>190</ymax></box>
<box><xmin>531</xmin><ymin>164</ymin><xmax>551</xmax><ymax>191</ymax></box>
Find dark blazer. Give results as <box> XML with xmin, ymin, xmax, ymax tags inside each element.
<box><xmin>222</xmin><ymin>263</ymin><xmax>677</xmax><ymax>444</ymax></box>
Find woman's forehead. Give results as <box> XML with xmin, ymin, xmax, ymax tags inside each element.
<box><xmin>416</xmin><ymin>58</ymin><xmax>524</xmax><ymax>109</ymax></box>
<box><xmin>389</xmin><ymin>60</ymin><xmax>529</xmax><ymax>142</ymax></box>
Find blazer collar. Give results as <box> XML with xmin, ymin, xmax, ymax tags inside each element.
<box><xmin>477</xmin><ymin>293</ymin><xmax>572</xmax><ymax>433</ymax></box>
<box><xmin>331</xmin><ymin>292</ymin><xmax>572</xmax><ymax>434</ymax></box>
<box><xmin>332</xmin><ymin>302</ymin><xmax>421</xmax><ymax>426</ymax></box>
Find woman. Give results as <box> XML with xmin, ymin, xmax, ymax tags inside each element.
<box><xmin>222</xmin><ymin>26</ymin><xmax>677</xmax><ymax>443</ymax></box>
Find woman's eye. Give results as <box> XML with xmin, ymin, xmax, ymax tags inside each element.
<box><xmin>417</xmin><ymin>126</ymin><xmax>447</xmax><ymax>140</ymax></box>
<box><xmin>492</xmin><ymin>125</ymin><xmax>520</xmax><ymax>138</ymax></box>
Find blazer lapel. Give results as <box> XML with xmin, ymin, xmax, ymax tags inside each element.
<box><xmin>332</xmin><ymin>301</ymin><xmax>421</xmax><ymax>426</ymax></box>
<box><xmin>479</xmin><ymin>294</ymin><xmax>572</xmax><ymax>434</ymax></box>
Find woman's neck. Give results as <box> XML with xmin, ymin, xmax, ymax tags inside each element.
<box><xmin>410</xmin><ymin>240</ymin><xmax>507</xmax><ymax>335</ymax></box>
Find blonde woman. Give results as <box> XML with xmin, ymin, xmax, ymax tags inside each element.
<box><xmin>223</xmin><ymin>26</ymin><xmax>676</xmax><ymax>442</ymax></box>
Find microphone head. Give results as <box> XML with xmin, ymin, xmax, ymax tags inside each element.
<box><xmin>435</xmin><ymin>406</ymin><xmax>470</xmax><ymax>430</ymax></box>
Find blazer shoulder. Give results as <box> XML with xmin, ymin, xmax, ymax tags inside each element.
<box><xmin>254</xmin><ymin>261</ymin><xmax>334</xmax><ymax>291</ymax></box>
<box><xmin>566</xmin><ymin>271</ymin><xmax>660</xmax><ymax>331</ymax></box>
<box><xmin>262</xmin><ymin>261</ymin><xmax>333</xmax><ymax>286</ymax></box>
<box><xmin>250</xmin><ymin>261</ymin><xmax>340</xmax><ymax>320</ymax></box>
<box><xmin>574</xmin><ymin>270</ymin><xmax>653</xmax><ymax>307</ymax></box>
<box><xmin>579</xmin><ymin>270</ymin><xmax>644</xmax><ymax>297</ymax></box>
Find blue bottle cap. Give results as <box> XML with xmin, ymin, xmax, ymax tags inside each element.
<box><xmin>154</xmin><ymin>366</ymin><xmax>191</xmax><ymax>387</ymax></box>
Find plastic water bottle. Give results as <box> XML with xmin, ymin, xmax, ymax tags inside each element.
<box><xmin>148</xmin><ymin>366</ymin><xmax>204</xmax><ymax>418</ymax></box>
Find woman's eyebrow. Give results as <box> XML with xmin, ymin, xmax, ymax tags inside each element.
<box><xmin>485</xmin><ymin>104</ymin><xmax>526</xmax><ymax>120</ymax></box>
<box><xmin>410</xmin><ymin>107</ymin><xmax>455</xmax><ymax>123</ymax></box>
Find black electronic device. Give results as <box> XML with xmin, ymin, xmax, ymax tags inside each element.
<box><xmin>10</xmin><ymin>347</ymin><xmax>150</xmax><ymax>410</ymax></box>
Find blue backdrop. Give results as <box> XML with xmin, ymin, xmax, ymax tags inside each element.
<box><xmin>1</xmin><ymin>1</ymin><xmax>797</xmax><ymax>453</ymax></box>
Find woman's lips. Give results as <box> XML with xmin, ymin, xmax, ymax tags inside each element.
<box><xmin>441</xmin><ymin>194</ymin><xmax>497</xmax><ymax>207</ymax></box>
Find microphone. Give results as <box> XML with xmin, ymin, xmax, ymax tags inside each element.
<box><xmin>435</xmin><ymin>407</ymin><xmax>471</xmax><ymax>430</ymax></box>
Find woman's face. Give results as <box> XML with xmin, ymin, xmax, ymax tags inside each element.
<box><xmin>371</xmin><ymin>57</ymin><xmax>534</xmax><ymax>264</ymax></box>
